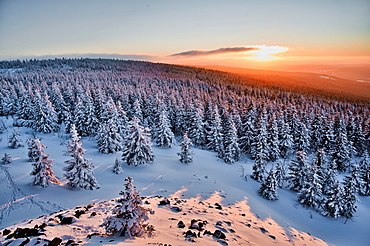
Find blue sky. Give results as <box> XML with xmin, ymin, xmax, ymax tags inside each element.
<box><xmin>0</xmin><ymin>0</ymin><xmax>369</xmax><ymax>66</ymax></box>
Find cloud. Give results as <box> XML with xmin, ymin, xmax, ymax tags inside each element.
<box><xmin>170</xmin><ymin>46</ymin><xmax>259</xmax><ymax>57</ymax></box>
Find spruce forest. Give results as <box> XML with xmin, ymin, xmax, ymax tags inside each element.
<box><xmin>0</xmin><ymin>59</ymin><xmax>369</xmax><ymax>245</ymax></box>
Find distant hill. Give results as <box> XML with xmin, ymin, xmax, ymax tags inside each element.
<box><xmin>197</xmin><ymin>65</ymin><xmax>370</xmax><ymax>102</ymax></box>
<box><xmin>270</xmin><ymin>64</ymin><xmax>370</xmax><ymax>83</ymax></box>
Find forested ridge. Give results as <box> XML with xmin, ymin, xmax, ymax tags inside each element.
<box><xmin>0</xmin><ymin>58</ymin><xmax>369</xmax><ymax>221</ymax></box>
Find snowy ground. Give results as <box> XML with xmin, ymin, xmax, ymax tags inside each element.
<box><xmin>1</xmin><ymin>117</ymin><xmax>369</xmax><ymax>245</ymax></box>
<box><xmin>0</xmin><ymin>195</ymin><xmax>327</xmax><ymax>246</ymax></box>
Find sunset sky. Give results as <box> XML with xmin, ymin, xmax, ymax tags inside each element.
<box><xmin>0</xmin><ymin>0</ymin><xmax>369</xmax><ymax>68</ymax></box>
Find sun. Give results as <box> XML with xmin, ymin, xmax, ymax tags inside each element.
<box><xmin>245</xmin><ymin>45</ymin><xmax>288</xmax><ymax>61</ymax></box>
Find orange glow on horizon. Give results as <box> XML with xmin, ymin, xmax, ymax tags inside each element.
<box><xmin>245</xmin><ymin>45</ymin><xmax>289</xmax><ymax>61</ymax></box>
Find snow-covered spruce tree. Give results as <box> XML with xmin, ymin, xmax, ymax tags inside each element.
<box><xmin>65</xmin><ymin>124</ymin><xmax>79</xmax><ymax>149</ymax></box>
<box><xmin>321</xmin><ymin>119</ymin><xmax>335</xmax><ymax>152</ymax></box>
<box><xmin>341</xmin><ymin>174</ymin><xmax>359</xmax><ymax>223</ymax></box>
<box><xmin>14</xmin><ymin>85</ymin><xmax>30</xmax><ymax>115</ymax></box>
<box><xmin>219</xmin><ymin>117</ymin><xmax>240</xmax><ymax>164</ymax></box>
<box><xmin>275</xmin><ymin>161</ymin><xmax>286</xmax><ymax>189</ymax></box>
<box><xmin>251</xmin><ymin>150</ymin><xmax>267</xmax><ymax>182</ymax></box>
<box><xmin>354</xmin><ymin>123</ymin><xmax>366</xmax><ymax>156</ymax></box>
<box><xmin>205</xmin><ymin>105</ymin><xmax>223</xmax><ymax>154</ymax></box>
<box><xmin>321</xmin><ymin>180</ymin><xmax>345</xmax><ymax>218</ymax></box>
<box><xmin>113</xmin><ymin>158</ymin><xmax>123</xmax><ymax>174</ymax></box>
<box><xmin>52</xmin><ymin>87</ymin><xmax>70</xmax><ymax>125</ymax></box>
<box><xmin>115</xmin><ymin>100</ymin><xmax>129</xmax><ymax>139</ymax></box>
<box><xmin>104</xmin><ymin>176</ymin><xmax>152</xmax><ymax>237</ymax></box>
<box><xmin>74</xmin><ymin>97</ymin><xmax>88</xmax><ymax>137</ymax></box>
<box><xmin>141</xmin><ymin>96</ymin><xmax>160</xmax><ymax>130</ymax></box>
<box><xmin>297</xmin><ymin>162</ymin><xmax>323</xmax><ymax>211</ymax></box>
<box><xmin>28</xmin><ymin>138</ymin><xmax>42</xmax><ymax>162</ymax></box>
<box><xmin>13</xmin><ymin>85</ymin><xmax>35</xmax><ymax>127</ymax></box>
<box><xmin>359</xmin><ymin>150</ymin><xmax>370</xmax><ymax>196</ymax></box>
<box><xmin>250</xmin><ymin>111</ymin><xmax>270</xmax><ymax>160</ymax></box>
<box><xmin>100</xmin><ymin>96</ymin><xmax>118</xmax><ymax>123</ymax></box>
<box><xmin>267</xmin><ymin>116</ymin><xmax>280</xmax><ymax>161</ymax></box>
<box><xmin>0</xmin><ymin>91</ymin><xmax>11</xmax><ymax>116</ymax></box>
<box><xmin>333</xmin><ymin>116</ymin><xmax>346</xmax><ymax>141</ymax></box>
<box><xmin>8</xmin><ymin>130</ymin><xmax>23</xmax><ymax>149</ymax></box>
<box><xmin>1</xmin><ymin>86</ymin><xmax>18</xmax><ymax>116</ymax></box>
<box><xmin>155</xmin><ymin>110</ymin><xmax>175</xmax><ymax>148</ymax></box>
<box><xmin>63</xmin><ymin>126</ymin><xmax>100</xmax><ymax>190</ymax></box>
<box><xmin>96</xmin><ymin>118</ymin><xmax>123</xmax><ymax>154</ymax></box>
<box><xmin>73</xmin><ymin>95</ymin><xmax>99</xmax><ymax>137</ymax></box>
<box><xmin>322</xmin><ymin>174</ymin><xmax>359</xmax><ymax>222</ymax></box>
<box><xmin>331</xmin><ymin>132</ymin><xmax>354</xmax><ymax>172</ymax></box>
<box><xmin>348</xmin><ymin>117</ymin><xmax>366</xmax><ymax>156</ymax></box>
<box><xmin>310</xmin><ymin>115</ymin><xmax>324</xmax><ymax>151</ymax></box>
<box><xmin>172</xmin><ymin>104</ymin><xmax>187</xmax><ymax>136</ymax></box>
<box><xmin>178</xmin><ymin>133</ymin><xmax>194</xmax><ymax>164</ymax></box>
<box><xmin>258</xmin><ymin>168</ymin><xmax>279</xmax><ymax>200</ymax></box>
<box><xmin>2</xmin><ymin>153</ymin><xmax>12</xmax><ymax>164</ymax></box>
<box><xmin>312</xmin><ymin>149</ymin><xmax>326</xmax><ymax>178</ymax></box>
<box><xmin>63</xmin><ymin>125</ymin><xmax>80</xmax><ymax>172</ymax></box>
<box><xmin>287</xmin><ymin>110</ymin><xmax>300</xmax><ymax>144</ymax></box>
<box><xmin>314</xmin><ymin>149</ymin><xmax>335</xmax><ymax>195</ymax></box>
<box><xmin>92</xmin><ymin>87</ymin><xmax>106</xmax><ymax>122</ymax></box>
<box><xmin>130</xmin><ymin>98</ymin><xmax>143</xmax><ymax>123</ymax></box>
<box><xmin>122</xmin><ymin>116</ymin><xmax>155</xmax><ymax>166</ymax></box>
<box><xmin>346</xmin><ymin>116</ymin><xmax>356</xmax><ymax>144</ymax></box>
<box><xmin>202</xmin><ymin>101</ymin><xmax>214</xmax><ymax>148</ymax></box>
<box><xmin>279</xmin><ymin>122</ymin><xmax>294</xmax><ymax>158</ymax></box>
<box><xmin>287</xmin><ymin>151</ymin><xmax>308</xmax><ymax>192</ymax></box>
<box><xmin>239</xmin><ymin>109</ymin><xmax>256</xmax><ymax>156</ymax></box>
<box><xmin>322</xmin><ymin>164</ymin><xmax>338</xmax><ymax>196</ymax></box>
<box><xmin>221</xmin><ymin>144</ymin><xmax>236</xmax><ymax>165</ymax></box>
<box><xmin>231</xmin><ymin>110</ymin><xmax>242</xmax><ymax>136</ymax></box>
<box><xmin>60</xmin><ymin>108</ymin><xmax>73</xmax><ymax>136</ymax></box>
<box><xmin>82</xmin><ymin>96</ymin><xmax>100</xmax><ymax>137</ymax></box>
<box><xmin>32</xmin><ymin>91</ymin><xmax>59</xmax><ymax>133</ymax></box>
<box><xmin>347</xmin><ymin>165</ymin><xmax>362</xmax><ymax>193</ymax></box>
<box><xmin>30</xmin><ymin>140</ymin><xmax>59</xmax><ymax>187</ymax></box>
<box><xmin>295</xmin><ymin>121</ymin><xmax>311</xmax><ymax>153</ymax></box>
<box><xmin>54</xmin><ymin>89</ymin><xmax>73</xmax><ymax>133</ymax></box>
<box><xmin>187</xmin><ymin>106</ymin><xmax>205</xmax><ymax>147</ymax></box>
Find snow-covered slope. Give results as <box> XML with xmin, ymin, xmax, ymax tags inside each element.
<box><xmin>0</xmin><ymin>194</ymin><xmax>327</xmax><ymax>246</ymax></box>
<box><xmin>0</xmin><ymin>118</ymin><xmax>369</xmax><ymax>245</ymax></box>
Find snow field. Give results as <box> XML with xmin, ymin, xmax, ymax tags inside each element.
<box><xmin>1</xmin><ymin>118</ymin><xmax>370</xmax><ymax>245</ymax></box>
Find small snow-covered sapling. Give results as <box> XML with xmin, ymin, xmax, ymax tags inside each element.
<box><xmin>1</xmin><ymin>153</ymin><xmax>12</xmax><ymax>164</ymax></box>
